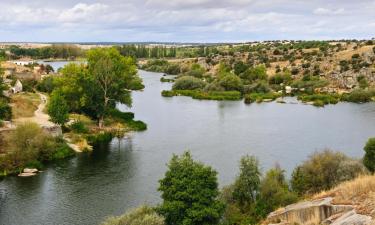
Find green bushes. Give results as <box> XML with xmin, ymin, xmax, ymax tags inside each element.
<box><xmin>363</xmin><ymin>138</ymin><xmax>375</xmax><ymax>173</ymax></box>
<box><xmin>244</xmin><ymin>92</ymin><xmax>281</xmax><ymax>104</ymax></box>
<box><xmin>342</xmin><ymin>89</ymin><xmax>375</xmax><ymax>103</ymax></box>
<box><xmin>101</xmin><ymin>206</ymin><xmax>165</xmax><ymax>225</ymax></box>
<box><xmin>221</xmin><ymin>155</ymin><xmax>297</xmax><ymax>225</ymax></box>
<box><xmin>70</xmin><ymin>121</ymin><xmax>89</xmax><ymax>134</ymax></box>
<box><xmin>298</xmin><ymin>94</ymin><xmax>340</xmax><ymax>107</ymax></box>
<box><xmin>291</xmin><ymin>150</ymin><xmax>366</xmax><ymax>195</ymax></box>
<box><xmin>172</xmin><ymin>76</ymin><xmax>206</xmax><ymax>90</ymax></box>
<box><xmin>162</xmin><ymin>90</ymin><xmax>242</xmax><ymax>101</ymax></box>
<box><xmin>108</xmin><ymin>109</ymin><xmax>147</xmax><ymax>131</ymax></box>
<box><xmin>142</xmin><ymin>60</ymin><xmax>181</xmax><ymax>75</ymax></box>
<box><xmin>0</xmin><ymin>122</ymin><xmax>74</xmax><ymax>175</ymax></box>
<box><xmin>219</xmin><ymin>74</ymin><xmax>243</xmax><ymax>91</ymax></box>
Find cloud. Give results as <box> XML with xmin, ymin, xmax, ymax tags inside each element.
<box><xmin>0</xmin><ymin>0</ymin><xmax>373</xmax><ymax>42</ymax></box>
<box><xmin>313</xmin><ymin>7</ymin><xmax>345</xmax><ymax>15</ymax></box>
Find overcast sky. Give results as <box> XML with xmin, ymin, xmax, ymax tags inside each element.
<box><xmin>0</xmin><ymin>0</ymin><xmax>374</xmax><ymax>42</ymax></box>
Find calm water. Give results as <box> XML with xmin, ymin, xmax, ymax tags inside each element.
<box><xmin>1</xmin><ymin>68</ymin><xmax>375</xmax><ymax>225</ymax></box>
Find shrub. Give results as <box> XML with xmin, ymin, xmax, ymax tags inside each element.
<box><xmin>341</xmin><ymin>89</ymin><xmax>375</xmax><ymax>103</ymax></box>
<box><xmin>244</xmin><ymin>92</ymin><xmax>280</xmax><ymax>104</ymax></box>
<box><xmin>101</xmin><ymin>206</ymin><xmax>165</xmax><ymax>225</ymax></box>
<box><xmin>219</xmin><ymin>74</ymin><xmax>243</xmax><ymax>91</ymax></box>
<box><xmin>70</xmin><ymin>121</ymin><xmax>89</xmax><ymax>133</ymax></box>
<box><xmin>298</xmin><ymin>94</ymin><xmax>340</xmax><ymax>107</ymax></box>
<box><xmin>172</xmin><ymin>76</ymin><xmax>206</xmax><ymax>90</ymax></box>
<box><xmin>243</xmin><ymin>81</ymin><xmax>271</xmax><ymax>94</ymax></box>
<box><xmin>363</xmin><ymin>138</ymin><xmax>375</xmax><ymax>173</ymax></box>
<box><xmin>47</xmin><ymin>90</ymin><xmax>69</xmax><ymax>125</ymax></box>
<box><xmin>36</xmin><ymin>76</ymin><xmax>56</xmax><ymax>93</ymax></box>
<box><xmin>291</xmin><ymin>150</ymin><xmax>367</xmax><ymax>195</ymax></box>
<box><xmin>0</xmin><ymin>98</ymin><xmax>12</xmax><ymax>121</ymax></box>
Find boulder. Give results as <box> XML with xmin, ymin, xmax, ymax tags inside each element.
<box><xmin>18</xmin><ymin>172</ymin><xmax>37</xmax><ymax>177</ymax></box>
<box><xmin>23</xmin><ymin>168</ymin><xmax>38</xmax><ymax>173</ymax></box>
<box><xmin>330</xmin><ymin>210</ymin><xmax>373</xmax><ymax>225</ymax></box>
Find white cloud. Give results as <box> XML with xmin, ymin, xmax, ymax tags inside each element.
<box><xmin>313</xmin><ymin>7</ymin><xmax>345</xmax><ymax>15</ymax></box>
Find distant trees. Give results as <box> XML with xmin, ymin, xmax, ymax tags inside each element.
<box><xmin>9</xmin><ymin>44</ymin><xmax>83</xmax><ymax>59</ymax></box>
<box><xmin>158</xmin><ymin>152</ymin><xmax>225</xmax><ymax>225</ymax></box>
<box><xmin>50</xmin><ymin>48</ymin><xmax>144</xmax><ymax>128</ymax></box>
<box><xmin>364</xmin><ymin>138</ymin><xmax>375</xmax><ymax>173</ymax></box>
<box><xmin>117</xmin><ymin>45</ymin><xmax>177</xmax><ymax>59</ymax></box>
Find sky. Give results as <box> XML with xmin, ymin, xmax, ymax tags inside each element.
<box><xmin>0</xmin><ymin>0</ymin><xmax>374</xmax><ymax>43</ymax></box>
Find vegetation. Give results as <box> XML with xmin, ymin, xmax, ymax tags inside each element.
<box><xmin>244</xmin><ymin>92</ymin><xmax>281</xmax><ymax>104</ymax></box>
<box><xmin>363</xmin><ymin>138</ymin><xmax>375</xmax><ymax>173</ymax></box>
<box><xmin>291</xmin><ymin>150</ymin><xmax>366</xmax><ymax>195</ymax></box>
<box><xmin>0</xmin><ymin>122</ymin><xmax>74</xmax><ymax>175</ymax></box>
<box><xmin>341</xmin><ymin>89</ymin><xmax>375</xmax><ymax>103</ymax></box>
<box><xmin>47</xmin><ymin>91</ymin><xmax>69</xmax><ymax>126</ymax></box>
<box><xmin>158</xmin><ymin>152</ymin><xmax>225</xmax><ymax>225</ymax></box>
<box><xmin>141</xmin><ymin>60</ymin><xmax>181</xmax><ymax>75</ymax></box>
<box><xmin>297</xmin><ymin>94</ymin><xmax>340</xmax><ymax>107</ymax></box>
<box><xmin>7</xmin><ymin>44</ymin><xmax>83</xmax><ymax>60</ymax></box>
<box><xmin>162</xmin><ymin>90</ymin><xmax>242</xmax><ymax>101</ymax></box>
<box><xmin>10</xmin><ymin>92</ymin><xmax>40</xmax><ymax>119</ymax></box>
<box><xmin>101</xmin><ymin>206</ymin><xmax>165</xmax><ymax>225</ymax></box>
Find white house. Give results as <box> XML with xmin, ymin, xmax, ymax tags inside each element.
<box><xmin>10</xmin><ymin>60</ymin><xmax>35</xmax><ymax>66</ymax></box>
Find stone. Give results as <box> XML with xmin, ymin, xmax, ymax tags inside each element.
<box><xmin>330</xmin><ymin>210</ymin><xmax>373</xmax><ymax>225</ymax></box>
<box><xmin>18</xmin><ymin>172</ymin><xmax>37</xmax><ymax>177</ymax></box>
<box><xmin>23</xmin><ymin>168</ymin><xmax>38</xmax><ymax>173</ymax></box>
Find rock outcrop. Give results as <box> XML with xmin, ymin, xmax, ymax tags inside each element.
<box><xmin>266</xmin><ymin>197</ymin><xmax>373</xmax><ymax>225</ymax></box>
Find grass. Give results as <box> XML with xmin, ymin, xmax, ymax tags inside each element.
<box><xmin>314</xmin><ymin>175</ymin><xmax>375</xmax><ymax>216</ymax></box>
<box><xmin>162</xmin><ymin>90</ymin><xmax>242</xmax><ymax>101</ymax></box>
<box><xmin>297</xmin><ymin>93</ymin><xmax>340</xmax><ymax>107</ymax></box>
<box><xmin>11</xmin><ymin>92</ymin><xmax>40</xmax><ymax>119</ymax></box>
<box><xmin>244</xmin><ymin>92</ymin><xmax>281</xmax><ymax>104</ymax></box>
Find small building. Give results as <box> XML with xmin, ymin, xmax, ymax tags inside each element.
<box><xmin>11</xmin><ymin>80</ymin><xmax>23</xmax><ymax>94</ymax></box>
<box><xmin>10</xmin><ymin>59</ymin><xmax>35</xmax><ymax>66</ymax></box>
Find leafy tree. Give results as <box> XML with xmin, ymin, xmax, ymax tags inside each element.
<box><xmin>364</xmin><ymin>138</ymin><xmax>375</xmax><ymax>173</ymax></box>
<box><xmin>240</xmin><ymin>65</ymin><xmax>267</xmax><ymax>82</ymax></box>
<box><xmin>101</xmin><ymin>206</ymin><xmax>165</xmax><ymax>225</ymax></box>
<box><xmin>158</xmin><ymin>152</ymin><xmax>225</xmax><ymax>225</ymax></box>
<box><xmin>86</xmin><ymin>48</ymin><xmax>143</xmax><ymax>127</ymax></box>
<box><xmin>219</xmin><ymin>74</ymin><xmax>243</xmax><ymax>91</ymax></box>
<box><xmin>255</xmin><ymin>167</ymin><xmax>297</xmax><ymax>218</ymax></box>
<box><xmin>0</xmin><ymin>98</ymin><xmax>12</xmax><ymax>121</ymax></box>
<box><xmin>186</xmin><ymin>64</ymin><xmax>205</xmax><ymax>78</ymax></box>
<box><xmin>232</xmin><ymin>155</ymin><xmax>261</xmax><ymax>209</ymax></box>
<box><xmin>47</xmin><ymin>91</ymin><xmax>69</xmax><ymax>126</ymax></box>
<box><xmin>291</xmin><ymin>150</ymin><xmax>366</xmax><ymax>195</ymax></box>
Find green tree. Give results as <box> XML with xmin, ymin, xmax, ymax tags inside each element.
<box><xmin>219</xmin><ymin>74</ymin><xmax>243</xmax><ymax>91</ymax></box>
<box><xmin>158</xmin><ymin>151</ymin><xmax>225</xmax><ymax>225</ymax></box>
<box><xmin>364</xmin><ymin>138</ymin><xmax>375</xmax><ymax>173</ymax></box>
<box><xmin>47</xmin><ymin>91</ymin><xmax>69</xmax><ymax>126</ymax></box>
<box><xmin>87</xmin><ymin>48</ymin><xmax>142</xmax><ymax>127</ymax></box>
<box><xmin>232</xmin><ymin>155</ymin><xmax>261</xmax><ymax>209</ymax></box>
<box><xmin>172</xmin><ymin>76</ymin><xmax>206</xmax><ymax>90</ymax></box>
<box><xmin>101</xmin><ymin>206</ymin><xmax>165</xmax><ymax>225</ymax></box>
<box><xmin>255</xmin><ymin>167</ymin><xmax>297</xmax><ymax>218</ymax></box>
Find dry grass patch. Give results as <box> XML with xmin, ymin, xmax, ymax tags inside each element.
<box><xmin>314</xmin><ymin>175</ymin><xmax>375</xmax><ymax>215</ymax></box>
<box><xmin>11</xmin><ymin>93</ymin><xmax>40</xmax><ymax>119</ymax></box>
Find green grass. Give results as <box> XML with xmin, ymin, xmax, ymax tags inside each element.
<box><xmin>297</xmin><ymin>93</ymin><xmax>340</xmax><ymax>107</ymax></box>
<box><xmin>244</xmin><ymin>92</ymin><xmax>281</xmax><ymax>104</ymax></box>
<box><xmin>161</xmin><ymin>90</ymin><xmax>242</xmax><ymax>101</ymax></box>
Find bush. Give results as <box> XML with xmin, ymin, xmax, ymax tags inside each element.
<box><xmin>341</xmin><ymin>89</ymin><xmax>375</xmax><ymax>103</ymax></box>
<box><xmin>0</xmin><ymin>122</ymin><xmax>74</xmax><ymax>175</ymax></box>
<box><xmin>36</xmin><ymin>76</ymin><xmax>55</xmax><ymax>93</ymax></box>
<box><xmin>101</xmin><ymin>206</ymin><xmax>165</xmax><ymax>225</ymax></box>
<box><xmin>161</xmin><ymin>90</ymin><xmax>241</xmax><ymax>101</ymax></box>
<box><xmin>0</xmin><ymin>98</ymin><xmax>12</xmax><ymax>121</ymax></box>
<box><xmin>47</xmin><ymin>90</ymin><xmax>69</xmax><ymax>125</ymax></box>
<box><xmin>70</xmin><ymin>121</ymin><xmax>89</xmax><ymax>133</ymax></box>
<box><xmin>243</xmin><ymin>81</ymin><xmax>271</xmax><ymax>94</ymax></box>
<box><xmin>291</xmin><ymin>150</ymin><xmax>367</xmax><ymax>195</ymax></box>
<box><xmin>363</xmin><ymin>138</ymin><xmax>375</xmax><ymax>173</ymax></box>
<box><xmin>172</xmin><ymin>76</ymin><xmax>206</xmax><ymax>90</ymax></box>
<box><xmin>298</xmin><ymin>94</ymin><xmax>340</xmax><ymax>107</ymax></box>
<box><xmin>219</xmin><ymin>74</ymin><xmax>243</xmax><ymax>91</ymax></box>
<box><xmin>244</xmin><ymin>92</ymin><xmax>280</xmax><ymax>104</ymax></box>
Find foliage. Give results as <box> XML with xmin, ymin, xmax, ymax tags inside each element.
<box><xmin>291</xmin><ymin>150</ymin><xmax>367</xmax><ymax>195</ymax></box>
<box><xmin>244</xmin><ymin>92</ymin><xmax>281</xmax><ymax>104</ymax></box>
<box><xmin>298</xmin><ymin>94</ymin><xmax>340</xmax><ymax>107</ymax></box>
<box><xmin>240</xmin><ymin>65</ymin><xmax>267</xmax><ymax>82</ymax></box>
<box><xmin>269</xmin><ymin>72</ymin><xmax>292</xmax><ymax>85</ymax></box>
<box><xmin>142</xmin><ymin>60</ymin><xmax>180</xmax><ymax>75</ymax></box>
<box><xmin>0</xmin><ymin>98</ymin><xmax>12</xmax><ymax>121</ymax></box>
<box><xmin>363</xmin><ymin>138</ymin><xmax>375</xmax><ymax>173</ymax></box>
<box><xmin>341</xmin><ymin>89</ymin><xmax>375</xmax><ymax>103</ymax></box>
<box><xmin>256</xmin><ymin>167</ymin><xmax>298</xmax><ymax>218</ymax></box>
<box><xmin>243</xmin><ymin>81</ymin><xmax>271</xmax><ymax>94</ymax></box>
<box><xmin>232</xmin><ymin>155</ymin><xmax>261</xmax><ymax>208</ymax></box>
<box><xmin>218</xmin><ymin>73</ymin><xmax>243</xmax><ymax>91</ymax></box>
<box><xmin>162</xmin><ymin>90</ymin><xmax>242</xmax><ymax>101</ymax></box>
<box><xmin>0</xmin><ymin>122</ymin><xmax>74</xmax><ymax>175</ymax></box>
<box><xmin>158</xmin><ymin>151</ymin><xmax>225</xmax><ymax>225</ymax></box>
<box><xmin>69</xmin><ymin>121</ymin><xmax>89</xmax><ymax>134</ymax></box>
<box><xmin>172</xmin><ymin>76</ymin><xmax>206</xmax><ymax>90</ymax></box>
<box><xmin>36</xmin><ymin>76</ymin><xmax>56</xmax><ymax>93</ymax></box>
<box><xmin>101</xmin><ymin>206</ymin><xmax>165</xmax><ymax>225</ymax></box>
<box><xmin>8</xmin><ymin>44</ymin><xmax>83</xmax><ymax>59</ymax></box>
<box><xmin>185</xmin><ymin>64</ymin><xmax>205</xmax><ymax>78</ymax></box>
<box><xmin>47</xmin><ymin>90</ymin><xmax>69</xmax><ymax>125</ymax></box>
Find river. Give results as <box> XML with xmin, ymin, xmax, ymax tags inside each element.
<box><xmin>1</xmin><ymin>65</ymin><xmax>375</xmax><ymax>225</ymax></box>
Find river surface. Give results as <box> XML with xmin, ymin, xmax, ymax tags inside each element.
<box><xmin>1</xmin><ymin>65</ymin><xmax>375</xmax><ymax>225</ymax></box>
